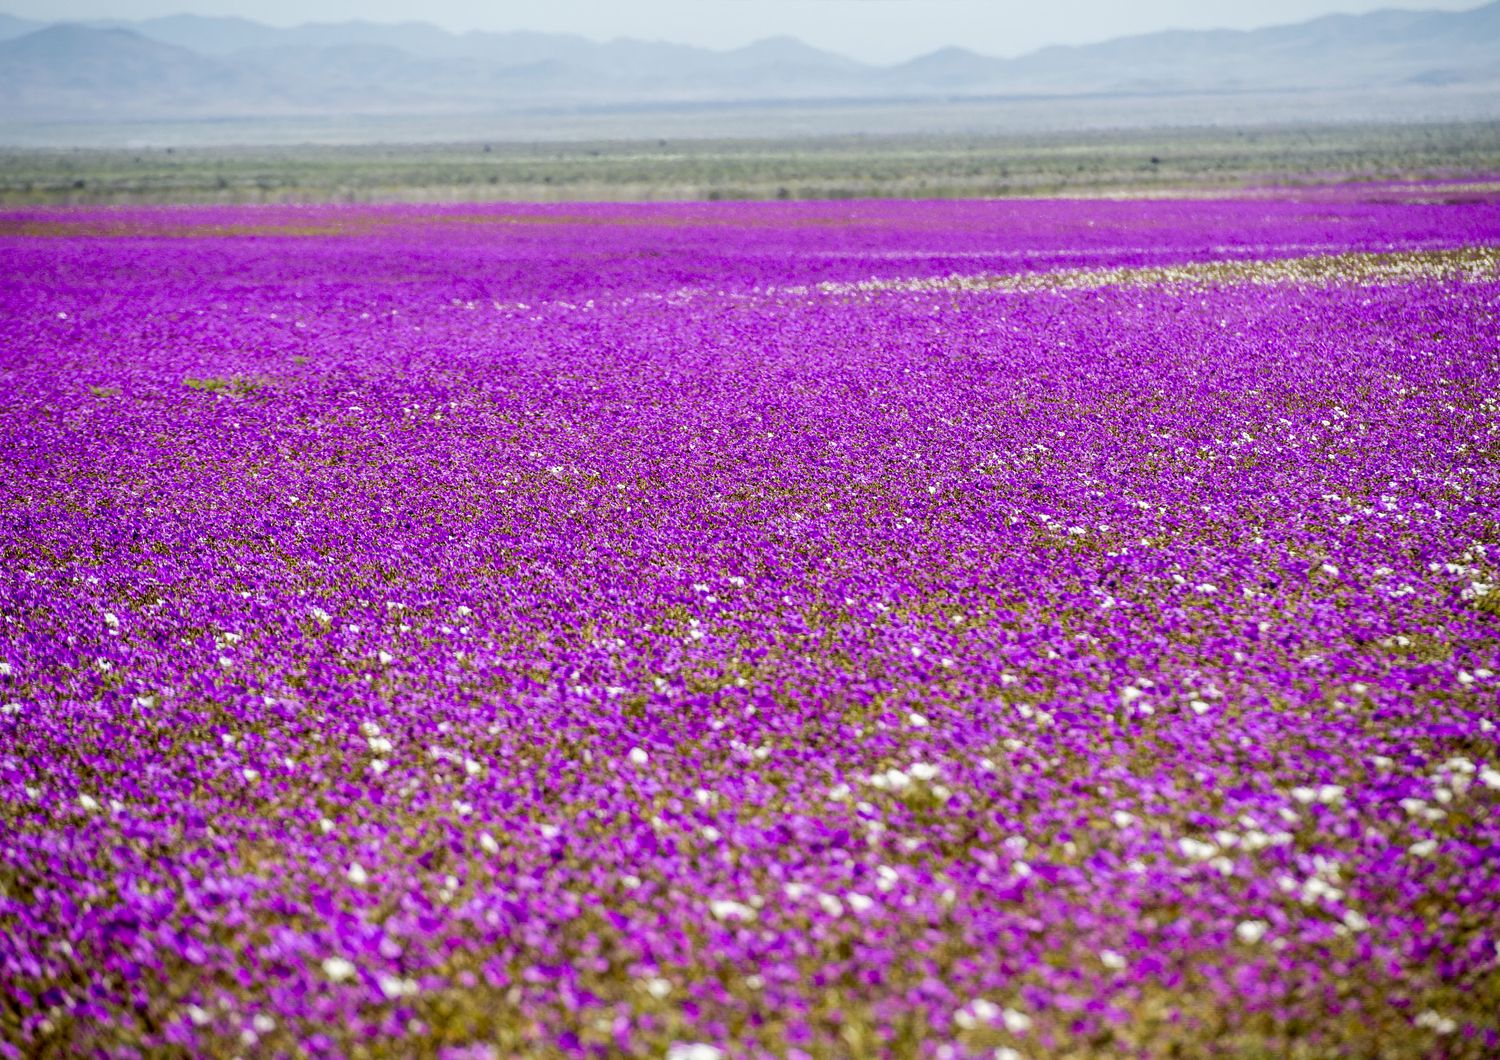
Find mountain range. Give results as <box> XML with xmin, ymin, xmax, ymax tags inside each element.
<box><xmin>1</xmin><ymin>4</ymin><xmax>1499</xmax><ymax>123</ymax></box>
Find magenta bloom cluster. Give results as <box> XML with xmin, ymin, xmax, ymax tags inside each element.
<box><xmin>1</xmin><ymin>195</ymin><xmax>1498</xmax><ymax>1057</ymax></box>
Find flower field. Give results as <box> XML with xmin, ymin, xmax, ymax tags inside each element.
<box><xmin>2</xmin><ymin>193</ymin><xmax>1499</xmax><ymax>1058</ymax></box>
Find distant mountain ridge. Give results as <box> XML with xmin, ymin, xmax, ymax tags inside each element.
<box><xmin>1</xmin><ymin>3</ymin><xmax>1498</xmax><ymax>122</ymax></box>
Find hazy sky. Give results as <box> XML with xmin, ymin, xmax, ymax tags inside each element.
<box><xmin>8</xmin><ymin>0</ymin><xmax>1486</xmax><ymax>63</ymax></box>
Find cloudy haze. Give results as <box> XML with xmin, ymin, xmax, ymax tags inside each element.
<box><xmin>4</xmin><ymin>0</ymin><xmax>1485</xmax><ymax>63</ymax></box>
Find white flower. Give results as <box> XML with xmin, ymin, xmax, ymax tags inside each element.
<box><xmin>310</xmin><ymin>607</ymin><xmax>332</xmax><ymax>624</ymax></box>
<box><xmin>360</xmin><ymin>721</ymin><xmax>381</xmax><ymax>737</ymax></box>
<box><xmin>318</xmin><ymin>817</ymin><xmax>335</xmax><ymax>834</ymax></box>
<box><xmin>78</xmin><ymin>794</ymin><xmax>100</xmax><ymax>812</ymax></box>
<box><xmin>954</xmin><ymin>998</ymin><xmax>1000</xmax><ymax>1029</ymax></box>
<box><xmin>321</xmin><ymin>957</ymin><xmax>357</xmax><ymax>982</ymax></box>
<box><xmin>377</xmin><ymin>650</ymin><xmax>394</xmax><ymax>665</ymax></box>
<box><xmin>870</xmin><ymin>768</ymin><xmax>911</xmax><ymax>791</ymax></box>
<box><xmin>628</xmin><ymin>747</ymin><xmax>649</xmax><ymax>766</ymax></box>
<box><xmin>1001</xmin><ymin>1008</ymin><xmax>1032</xmax><ymax>1033</ymax></box>
<box><xmin>1414</xmin><ymin>1010</ymin><xmax>1457</xmax><ymax>1034</ymax></box>
<box><xmin>1240</xmin><ymin>829</ymin><xmax>1289</xmax><ymax>850</ymax></box>
<box><xmin>909</xmin><ymin>762</ymin><xmax>940</xmax><ymax>781</ymax></box>
<box><xmin>1111</xmin><ymin>810</ymin><xmax>1136</xmax><ymax>828</ymax></box>
<box><xmin>1178</xmin><ymin>837</ymin><xmax>1218</xmax><ymax>860</ymax></box>
<box><xmin>186</xmin><ymin>1004</ymin><xmax>212</xmax><ymax>1026</ymax></box>
<box><xmin>665</xmin><ymin>1045</ymin><xmax>723</xmax><ymax>1060</ymax></box>
<box><xmin>346</xmin><ymin>862</ymin><xmax>369</xmax><ymax>885</ymax></box>
<box><xmin>378</xmin><ymin>975</ymin><xmax>418</xmax><ymax>999</ymax></box>
<box><xmin>1100</xmin><ymin>949</ymin><xmax>1126</xmax><ymax>970</ymax></box>
<box><xmin>368</xmin><ymin>759</ymin><xmax>388</xmax><ymax>776</ymax></box>
<box><xmin>1408</xmin><ymin>839</ymin><xmax>1438</xmax><ymax>858</ymax></box>
<box><xmin>1235</xmin><ymin>920</ymin><xmax>1268</xmax><ymax>944</ymax></box>
<box><xmin>846</xmin><ymin>892</ymin><xmax>874</xmax><ymax>913</ymax></box>
<box><xmin>707</xmin><ymin>899</ymin><xmax>756</xmax><ymax>922</ymax></box>
<box><xmin>817</xmin><ymin>893</ymin><xmax>845</xmax><ymax>917</ymax></box>
<box><xmin>1300</xmin><ymin>877</ymin><xmax>1342</xmax><ymax>903</ymax></box>
<box><xmin>643</xmin><ymin>976</ymin><xmax>672</xmax><ymax>998</ymax></box>
<box><xmin>479</xmin><ymin>832</ymin><xmax>500</xmax><ymax>855</ymax></box>
<box><xmin>367</xmin><ymin>736</ymin><xmax>393</xmax><ymax>754</ymax></box>
<box><xmin>1290</xmin><ymin>779</ymin><xmax>1350</xmax><ymax>803</ymax></box>
<box><xmin>103</xmin><ymin>612</ymin><xmax>120</xmax><ymax>628</ymax></box>
<box><xmin>242</xmin><ymin>768</ymin><xmax>260</xmax><ymax>783</ymax></box>
<box><xmin>907</xmin><ymin>712</ymin><xmax>929</xmax><ymax>728</ymax></box>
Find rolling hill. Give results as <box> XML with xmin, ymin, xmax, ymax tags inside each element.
<box><xmin>0</xmin><ymin>3</ymin><xmax>1497</xmax><ymax>129</ymax></box>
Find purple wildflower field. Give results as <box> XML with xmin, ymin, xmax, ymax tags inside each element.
<box><xmin>2</xmin><ymin>192</ymin><xmax>1499</xmax><ymax>1058</ymax></box>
